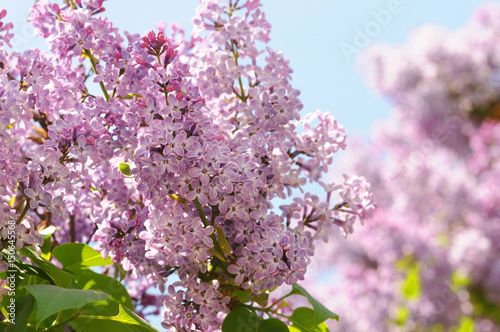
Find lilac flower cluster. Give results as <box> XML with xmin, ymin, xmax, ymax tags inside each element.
<box><xmin>359</xmin><ymin>3</ymin><xmax>500</xmax><ymax>154</ymax></box>
<box><xmin>0</xmin><ymin>1</ymin><xmax>374</xmax><ymax>330</ymax></box>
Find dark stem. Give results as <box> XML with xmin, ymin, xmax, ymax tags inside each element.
<box><xmin>17</xmin><ymin>199</ymin><xmax>31</xmax><ymax>225</ymax></box>
<box><xmin>69</xmin><ymin>214</ymin><xmax>76</xmax><ymax>243</ymax></box>
<box><xmin>84</xmin><ymin>49</ymin><xmax>110</xmax><ymax>101</ymax></box>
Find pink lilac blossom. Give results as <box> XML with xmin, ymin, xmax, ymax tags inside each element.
<box><xmin>300</xmin><ymin>4</ymin><xmax>500</xmax><ymax>332</ymax></box>
<box><xmin>0</xmin><ymin>1</ymin><xmax>374</xmax><ymax>330</ymax></box>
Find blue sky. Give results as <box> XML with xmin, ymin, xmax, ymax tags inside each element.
<box><xmin>3</xmin><ymin>0</ymin><xmax>494</xmax><ymax>328</ymax></box>
<box><xmin>4</xmin><ymin>0</ymin><xmax>492</xmax><ymax>137</ymax></box>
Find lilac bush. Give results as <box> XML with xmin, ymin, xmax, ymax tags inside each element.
<box><xmin>0</xmin><ymin>1</ymin><xmax>374</xmax><ymax>330</ymax></box>
<box><xmin>300</xmin><ymin>4</ymin><xmax>500</xmax><ymax>331</ymax></box>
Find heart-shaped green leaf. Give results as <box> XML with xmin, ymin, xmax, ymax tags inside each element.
<box><xmin>288</xmin><ymin>307</ymin><xmax>330</xmax><ymax>332</ymax></box>
<box><xmin>222</xmin><ymin>308</ymin><xmax>260</xmax><ymax>332</ymax></box>
<box><xmin>222</xmin><ymin>308</ymin><xmax>289</xmax><ymax>332</ymax></box>
<box><xmin>290</xmin><ymin>284</ymin><xmax>339</xmax><ymax>323</ymax></box>
<box><xmin>23</xmin><ymin>284</ymin><xmax>109</xmax><ymax>325</ymax></box>
<box><xmin>260</xmin><ymin>318</ymin><xmax>289</xmax><ymax>331</ymax></box>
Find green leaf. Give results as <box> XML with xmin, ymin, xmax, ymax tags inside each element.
<box><xmin>209</xmin><ymin>248</ymin><xmax>226</xmax><ymax>261</ymax></box>
<box><xmin>119</xmin><ymin>163</ymin><xmax>132</xmax><ymax>176</ymax></box>
<box><xmin>469</xmin><ymin>285</ymin><xmax>500</xmax><ymax>325</ymax></box>
<box><xmin>20</xmin><ymin>274</ymin><xmax>51</xmax><ymax>288</ymax></box>
<box><xmin>451</xmin><ymin>271</ymin><xmax>471</xmax><ymax>291</ymax></box>
<box><xmin>232</xmin><ymin>289</ymin><xmax>269</xmax><ymax>307</ymax></box>
<box><xmin>16</xmin><ymin>263</ymin><xmax>50</xmax><ymax>283</ymax></box>
<box><xmin>40</xmin><ymin>230</ymin><xmax>54</xmax><ymax>261</ymax></box>
<box><xmin>115</xmin><ymin>264</ymin><xmax>128</xmax><ymax>282</ymax></box>
<box><xmin>5</xmin><ymin>294</ymin><xmax>34</xmax><ymax>332</ymax></box>
<box><xmin>0</xmin><ymin>322</ymin><xmax>9</xmax><ymax>332</ymax></box>
<box><xmin>260</xmin><ymin>318</ymin><xmax>289</xmax><ymax>331</ymax></box>
<box><xmin>232</xmin><ymin>289</ymin><xmax>251</xmax><ymax>304</ymax></box>
<box><xmin>288</xmin><ymin>307</ymin><xmax>330</xmax><ymax>332</ymax></box>
<box><xmin>71</xmin><ymin>305</ymin><xmax>160</xmax><ymax>332</ymax></box>
<box><xmin>23</xmin><ymin>284</ymin><xmax>109</xmax><ymax>325</ymax></box>
<box><xmin>402</xmin><ymin>265</ymin><xmax>421</xmax><ymax>299</ymax></box>
<box><xmin>71</xmin><ymin>268</ymin><xmax>133</xmax><ymax>310</ymax></box>
<box><xmin>222</xmin><ymin>308</ymin><xmax>289</xmax><ymax>332</ymax></box>
<box><xmin>52</xmin><ymin>243</ymin><xmax>112</xmax><ymax>270</ymax></box>
<box><xmin>38</xmin><ymin>226</ymin><xmax>56</xmax><ymax>259</ymax></box>
<box><xmin>222</xmin><ymin>308</ymin><xmax>260</xmax><ymax>332</ymax></box>
<box><xmin>290</xmin><ymin>284</ymin><xmax>339</xmax><ymax>323</ymax></box>
<box><xmin>215</xmin><ymin>227</ymin><xmax>232</xmax><ymax>257</ymax></box>
<box><xmin>395</xmin><ymin>306</ymin><xmax>409</xmax><ymax>326</ymax></box>
<box><xmin>429</xmin><ymin>324</ymin><xmax>446</xmax><ymax>332</ymax></box>
<box><xmin>455</xmin><ymin>317</ymin><xmax>474</xmax><ymax>332</ymax></box>
<box><xmin>19</xmin><ymin>247</ymin><xmax>72</xmax><ymax>288</ymax></box>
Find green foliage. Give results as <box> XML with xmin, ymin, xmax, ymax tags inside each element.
<box><xmin>221</xmin><ymin>308</ymin><xmax>288</xmax><ymax>332</ymax></box>
<box><xmin>70</xmin><ymin>305</ymin><xmax>159</xmax><ymax>332</ymax></box>
<box><xmin>221</xmin><ymin>308</ymin><xmax>263</xmax><ymax>331</ymax></box>
<box><xmin>38</xmin><ymin>226</ymin><xmax>56</xmax><ymax>261</ymax></box>
<box><xmin>70</xmin><ymin>268</ymin><xmax>133</xmax><ymax>311</ymax></box>
<box><xmin>231</xmin><ymin>289</ymin><xmax>269</xmax><ymax>307</ymax></box>
<box><xmin>395</xmin><ymin>306</ymin><xmax>409</xmax><ymax>326</ymax></box>
<box><xmin>429</xmin><ymin>323</ymin><xmax>446</xmax><ymax>332</ymax></box>
<box><xmin>6</xmin><ymin>294</ymin><xmax>34</xmax><ymax>332</ymax></box>
<box><xmin>18</xmin><ymin>247</ymin><xmax>72</xmax><ymax>288</ymax></box>
<box><xmin>52</xmin><ymin>243</ymin><xmax>113</xmax><ymax>269</ymax></box>
<box><xmin>208</xmin><ymin>248</ymin><xmax>226</xmax><ymax>261</ymax></box>
<box><xmin>3</xmin><ymin>244</ymin><xmax>161</xmax><ymax>332</ymax></box>
<box><xmin>453</xmin><ymin>317</ymin><xmax>474</xmax><ymax>332</ymax></box>
<box><xmin>469</xmin><ymin>285</ymin><xmax>500</xmax><ymax>326</ymax></box>
<box><xmin>222</xmin><ymin>283</ymin><xmax>339</xmax><ymax>331</ymax></box>
<box><xmin>288</xmin><ymin>307</ymin><xmax>331</xmax><ymax>332</ymax></box>
<box><xmin>260</xmin><ymin>318</ymin><xmax>290</xmax><ymax>331</ymax></box>
<box><xmin>23</xmin><ymin>284</ymin><xmax>109</xmax><ymax>325</ymax></box>
<box><xmin>215</xmin><ymin>227</ymin><xmax>232</xmax><ymax>257</ymax></box>
<box><xmin>289</xmin><ymin>284</ymin><xmax>339</xmax><ymax>323</ymax></box>
<box><xmin>7</xmin><ymin>236</ymin><xmax>337</xmax><ymax>332</ymax></box>
<box><xmin>451</xmin><ymin>271</ymin><xmax>471</xmax><ymax>291</ymax></box>
<box><xmin>119</xmin><ymin>163</ymin><xmax>132</xmax><ymax>176</ymax></box>
<box><xmin>402</xmin><ymin>265</ymin><xmax>421</xmax><ymax>299</ymax></box>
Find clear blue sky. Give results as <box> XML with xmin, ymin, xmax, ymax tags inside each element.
<box><xmin>3</xmin><ymin>0</ymin><xmax>494</xmax><ymax>328</ymax></box>
<box><xmin>4</xmin><ymin>0</ymin><xmax>493</xmax><ymax>136</ymax></box>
